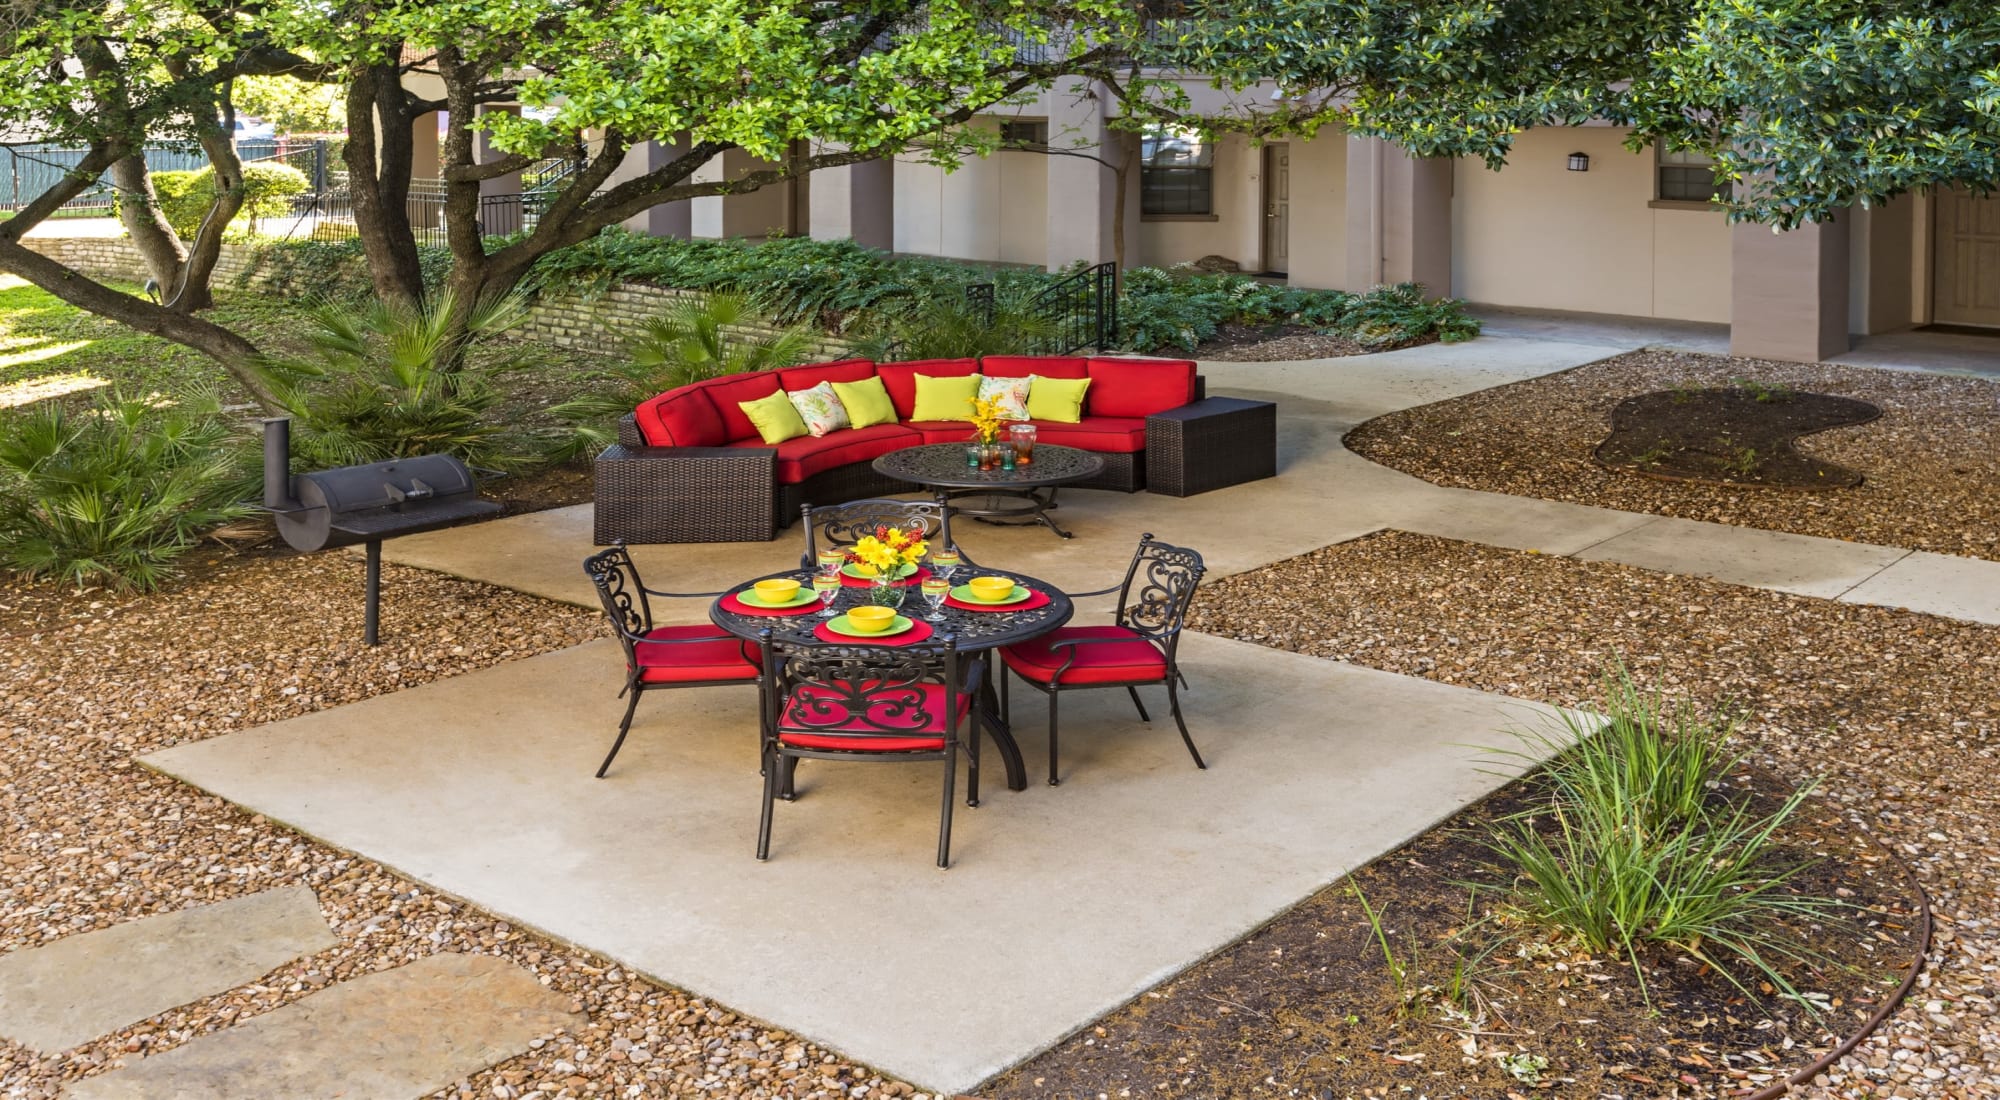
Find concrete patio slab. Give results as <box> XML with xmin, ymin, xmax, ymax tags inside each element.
<box><xmin>141</xmin><ymin>632</ymin><xmax>1569</xmax><ymax>1094</ymax></box>
<box><xmin>1393</xmin><ymin>490</ymin><xmax>1662</xmax><ymax>556</ymax></box>
<box><xmin>65</xmin><ymin>953</ymin><xmax>581</xmax><ymax>1100</ymax></box>
<box><xmin>0</xmin><ymin>887</ymin><xmax>334</xmax><ymax>1053</ymax></box>
<box><xmin>1574</xmin><ymin>516</ymin><xmax>1912</xmax><ymax>599</ymax></box>
<box><xmin>1839</xmin><ymin>550</ymin><xmax>2000</xmax><ymax>624</ymax></box>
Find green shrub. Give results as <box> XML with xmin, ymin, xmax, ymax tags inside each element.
<box><xmin>848</xmin><ymin>292</ymin><xmax>1057</xmax><ymax>361</ymax></box>
<box><xmin>0</xmin><ymin>391</ymin><xmax>255</xmax><ymax>592</ymax></box>
<box><xmin>1340</xmin><ymin>282</ymin><xmax>1481</xmax><ymax>347</ymax></box>
<box><xmin>1113</xmin><ymin>269</ymin><xmax>1479</xmax><ymax>353</ymax></box>
<box><xmin>1481</xmin><ymin>667</ymin><xmax>1841</xmax><ymax>1007</ymax></box>
<box><xmin>250</xmin><ymin>290</ymin><xmax>536</xmax><ymax>470</ymax></box>
<box><xmin>151</xmin><ymin>163</ymin><xmax>311</xmax><ymax>239</ymax></box>
<box><xmin>549</xmin><ymin>291</ymin><xmax>815</xmax><ymax>458</ymax></box>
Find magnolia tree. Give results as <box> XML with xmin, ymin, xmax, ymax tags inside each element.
<box><xmin>1145</xmin><ymin>0</ymin><xmax>2000</xmax><ymax>228</ymax></box>
<box><xmin>0</xmin><ymin>0</ymin><xmax>1143</xmax><ymax>412</ymax></box>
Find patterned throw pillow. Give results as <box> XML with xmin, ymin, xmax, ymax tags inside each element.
<box><xmin>976</xmin><ymin>375</ymin><xmax>1033</xmax><ymax>421</ymax></box>
<box><xmin>786</xmin><ymin>381</ymin><xmax>852</xmax><ymax>437</ymax></box>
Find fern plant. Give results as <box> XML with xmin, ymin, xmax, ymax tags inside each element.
<box><xmin>848</xmin><ymin>292</ymin><xmax>1058</xmax><ymax>361</ymax></box>
<box><xmin>549</xmin><ymin>291</ymin><xmax>816</xmax><ymax>457</ymax></box>
<box><xmin>0</xmin><ymin>390</ymin><xmax>256</xmax><ymax>592</ymax></box>
<box><xmin>251</xmin><ymin>289</ymin><xmax>533</xmax><ymax>470</ymax></box>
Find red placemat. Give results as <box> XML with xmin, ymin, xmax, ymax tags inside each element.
<box><xmin>719</xmin><ymin>591</ymin><xmax>823</xmax><ymax>617</ymax></box>
<box><xmin>944</xmin><ymin>587</ymin><xmax>1052</xmax><ymax>612</ymax></box>
<box><xmin>838</xmin><ymin>566</ymin><xmax>932</xmax><ymax>589</ymax></box>
<box><xmin>813</xmin><ymin>618</ymin><xmax>936</xmax><ymax>646</ymax></box>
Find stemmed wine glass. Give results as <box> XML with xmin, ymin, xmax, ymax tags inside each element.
<box><xmin>812</xmin><ymin>574</ymin><xmax>841</xmax><ymax>617</ymax></box>
<box><xmin>920</xmin><ymin>577</ymin><xmax>952</xmax><ymax>622</ymax></box>
<box><xmin>816</xmin><ymin>548</ymin><xmax>847</xmax><ymax>579</ymax></box>
<box><xmin>931</xmin><ymin>546</ymin><xmax>961</xmax><ymax>584</ymax></box>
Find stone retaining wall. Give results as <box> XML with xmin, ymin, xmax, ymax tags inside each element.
<box><xmin>19</xmin><ymin>236</ymin><xmax>853</xmax><ymax>359</ymax></box>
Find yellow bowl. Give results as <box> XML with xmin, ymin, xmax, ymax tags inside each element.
<box><xmin>845</xmin><ymin>606</ymin><xmax>897</xmax><ymax>633</ymax></box>
<box><xmin>753</xmin><ymin>578</ymin><xmax>802</xmax><ymax>603</ymax></box>
<box><xmin>968</xmin><ymin>575</ymin><xmax>1017</xmax><ymax>602</ymax></box>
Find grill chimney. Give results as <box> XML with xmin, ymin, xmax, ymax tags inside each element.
<box><xmin>262</xmin><ymin>417</ymin><xmax>297</xmax><ymax>511</ymax></box>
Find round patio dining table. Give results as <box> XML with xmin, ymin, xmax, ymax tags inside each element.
<box><xmin>708</xmin><ymin>565</ymin><xmax>1074</xmax><ymax>792</ymax></box>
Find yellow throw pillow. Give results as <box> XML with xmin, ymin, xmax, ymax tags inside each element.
<box><xmin>910</xmin><ymin>373</ymin><xmax>982</xmax><ymax>422</ymax></box>
<box><xmin>738</xmin><ymin>389</ymin><xmax>808</xmax><ymax>444</ymax></box>
<box><xmin>1025</xmin><ymin>374</ymin><xmax>1090</xmax><ymax>423</ymax></box>
<box><xmin>832</xmin><ymin>376</ymin><xmax>898</xmax><ymax>428</ymax></box>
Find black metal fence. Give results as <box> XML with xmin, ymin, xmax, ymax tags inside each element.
<box><xmin>0</xmin><ymin>139</ymin><xmax>341</xmax><ymax>215</ymax></box>
<box><xmin>1029</xmin><ymin>262</ymin><xmax>1118</xmax><ymax>353</ymax></box>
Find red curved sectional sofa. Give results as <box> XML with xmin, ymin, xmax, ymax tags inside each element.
<box><xmin>594</xmin><ymin>353</ymin><xmax>1276</xmax><ymax>544</ymax></box>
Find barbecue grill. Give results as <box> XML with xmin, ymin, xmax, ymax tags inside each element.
<box><xmin>262</xmin><ymin>417</ymin><xmax>501</xmax><ymax>644</ymax></box>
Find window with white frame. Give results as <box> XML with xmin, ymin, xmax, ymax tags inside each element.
<box><xmin>1140</xmin><ymin>126</ymin><xmax>1214</xmax><ymax>216</ymax></box>
<box><xmin>1657</xmin><ymin>147</ymin><xmax>1732</xmax><ymax>203</ymax></box>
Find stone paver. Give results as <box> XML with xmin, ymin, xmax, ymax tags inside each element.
<box><xmin>0</xmin><ymin>887</ymin><xmax>334</xmax><ymax>1053</ymax></box>
<box><xmin>64</xmin><ymin>953</ymin><xmax>583</xmax><ymax>1100</ymax></box>
<box><xmin>1574</xmin><ymin>515</ymin><xmax>1913</xmax><ymax>598</ymax></box>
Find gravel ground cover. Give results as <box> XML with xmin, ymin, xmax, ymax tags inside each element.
<box><xmin>0</xmin><ymin>554</ymin><xmax>924</xmax><ymax>1099</ymax></box>
<box><xmin>1173</xmin><ymin>531</ymin><xmax>1999</xmax><ymax>1099</ymax></box>
<box><xmin>1345</xmin><ymin>351</ymin><xmax>2000</xmax><ymax>560</ymax></box>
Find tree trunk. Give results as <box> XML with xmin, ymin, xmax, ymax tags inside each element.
<box><xmin>345</xmin><ymin>60</ymin><xmax>425</xmax><ymax>306</ymax></box>
<box><xmin>111</xmin><ymin>155</ymin><xmax>205</xmax><ymax>308</ymax></box>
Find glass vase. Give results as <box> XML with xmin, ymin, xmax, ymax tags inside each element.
<box><xmin>869</xmin><ymin>574</ymin><xmax>906</xmax><ymax>610</ymax></box>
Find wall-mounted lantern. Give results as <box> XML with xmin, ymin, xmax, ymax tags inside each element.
<box><xmin>1566</xmin><ymin>152</ymin><xmax>1590</xmax><ymax>172</ymax></box>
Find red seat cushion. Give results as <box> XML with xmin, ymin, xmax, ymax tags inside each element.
<box><xmin>981</xmin><ymin>355</ymin><xmax>1088</xmax><ymax>380</ymax></box>
<box><xmin>1022</xmin><ymin>416</ymin><xmax>1146</xmax><ymax>454</ymax></box>
<box><xmin>778</xmin><ymin>358</ymin><xmax>876</xmax><ymax>392</ymax></box>
<box><xmin>695</xmin><ymin>371</ymin><xmax>786</xmax><ymax>442</ymax></box>
<box><xmin>729</xmin><ymin>423</ymin><xmax>921</xmax><ymax>483</ymax></box>
<box><xmin>904</xmin><ymin>420</ymin><xmax>979</xmax><ymax>445</ymax></box>
<box><xmin>632</xmin><ymin>388</ymin><xmax>727</xmax><ymax>448</ymax></box>
<box><xmin>1001</xmin><ymin>625</ymin><xmax>1168</xmax><ymax>686</ymax></box>
<box><xmin>778</xmin><ymin>681</ymin><xmax>970</xmax><ymax>750</ymax></box>
<box><xmin>875</xmin><ymin>358</ymin><xmax>977</xmax><ymax>420</ymax></box>
<box><xmin>1085</xmin><ymin>357</ymin><xmax>1197</xmax><ymax>418</ymax></box>
<box><xmin>632</xmin><ymin>625</ymin><xmax>762</xmax><ymax>683</ymax></box>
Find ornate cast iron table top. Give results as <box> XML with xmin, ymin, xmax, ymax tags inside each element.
<box><xmin>872</xmin><ymin>443</ymin><xmax>1105</xmax><ymax>491</ymax></box>
<box><xmin>709</xmin><ymin>567</ymin><xmax>1074</xmax><ymax>653</ymax></box>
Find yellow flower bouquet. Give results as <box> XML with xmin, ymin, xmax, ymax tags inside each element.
<box><xmin>968</xmin><ymin>394</ymin><xmax>1008</xmax><ymax>444</ymax></box>
<box><xmin>848</xmin><ymin>523</ymin><xmax>929</xmax><ymax>581</ymax></box>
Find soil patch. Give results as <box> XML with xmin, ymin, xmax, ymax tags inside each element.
<box><xmin>486</xmin><ymin>459</ymin><xmax>595</xmax><ymax>514</ymax></box>
<box><xmin>1345</xmin><ymin>351</ymin><xmax>2000</xmax><ymax>560</ymax></box>
<box><xmin>1192</xmin><ymin>322</ymin><xmax>1434</xmax><ymax>362</ymax></box>
<box><xmin>1597</xmin><ymin>386</ymin><xmax>1881</xmax><ymax>488</ymax></box>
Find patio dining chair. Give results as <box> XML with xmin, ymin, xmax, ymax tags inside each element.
<box><xmin>757</xmin><ymin>635</ymin><xmax>982</xmax><ymax>868</ymax></box>
<box><xmin>798</xmin><ymin>498</ymin><xmax>975</xmax><ymax>570</ymax></box>
<box><xmin>582</xmin><ymin>543</ymin><xmax>763</xmax><ymax>778</ymax></box>
<box><xmin>997</xmin><ymin>533</ymin><xmax>1206</xmax><ymax>785</ymax></box>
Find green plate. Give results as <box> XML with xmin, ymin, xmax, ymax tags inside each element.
<box><xmin>826</xmin><ymin>613</ymin><xmax>914</xmax><ymax>638</ymax></box>
<box><xmin>951</xmin><ymin>583</ymin><xmax>1031</xmax><ymax>605</ymax></box>
<box><xmin>737</xmin><ymin>586</ymin><xmax>818</xmax><ymax>609</ymax></box>
<box><xmin>842</xmin><ymin>562</ymin><xmax>918</xmax><ymax>581</ymax></box>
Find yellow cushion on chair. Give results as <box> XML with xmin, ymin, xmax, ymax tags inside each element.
<box><xmin>910</xmin><ymin>373</ymin><xmax>982</xmax><ymax>422</ymax></box>
<box><xmin>738</xmin><ymin>389</ymin><xmax>809</xmax><ymax>444</ymax></box>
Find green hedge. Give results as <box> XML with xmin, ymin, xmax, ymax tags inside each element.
<box><xmin>149</xmin><ymin>163</ymin><xmax>310</xmax><ymax>239</ymax></box>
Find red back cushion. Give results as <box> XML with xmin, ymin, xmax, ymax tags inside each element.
<box><xmin>778</xmin><ymin>358</ymin><xmax>876</xmax><ymax>393</ymax></box>
<box><xmin>1085</xmin><ymin>357</ymin><xmax>1197</xmax><ymax>418</ymax></box>
<box><xmin>633</xmin><ymin>388</ymin><xmax>726</xmax><ymax>447</ymax></box>
<box><xmin>982</xmin><ymin>355</ymin><xmax>1087</xmax><ymax>380</ymax></box>
<box><xmin>697</xmin><ymin>371</ymin><xmax>785</xmax><ymax>441</ymax></box>
<box><xmin>875</xmin><ymin>358</ymin><xmax>977</xmax><ymax>420</ymax></box>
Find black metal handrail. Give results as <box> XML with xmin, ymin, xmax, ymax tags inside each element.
<box><xmin>1028</xmin><ymin>262</ymin><xmax>1118</xmax><ymax>353</ymax></box>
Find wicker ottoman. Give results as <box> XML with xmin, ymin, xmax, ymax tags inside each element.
<box><xmin>1144</xmin><ymin>397</ymin><xmax>1278</xmax><ymax>497</ymax></box>
<box><xmin>593</xmin><ymin>444</ymin><xmax>779</xmax><ymax>544</ymax></box>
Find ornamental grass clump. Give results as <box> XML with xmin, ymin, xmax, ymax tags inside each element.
<box><xmin>1482</xmin><ymin>667</ymin><xmax>1841</xmax><ymax>1007</ymax></box>
<box><xmin>0</xmin><ymin>390</ymin><xmax>255</xmax><ymax>592</ymax></box>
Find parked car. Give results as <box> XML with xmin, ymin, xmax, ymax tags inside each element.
<box><xmin>233</xmin><ymin>117</ymin><xmax>277</xmax><ymax>142</ymax></box>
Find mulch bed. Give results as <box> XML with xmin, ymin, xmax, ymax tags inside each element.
<box><xmin>1193</xmin><ymin>323</ymin><xmax>1433</xmax><ymax>362</ymax></box>
<box><xmin>1597</xmin><ymin>386</ymin><xmax>1880</xmax><ymax>488</ymax></box>
<box><xmin>986</xmin><ymin>767</ymin><xmax>1918</xmax><ymax>1100</ymax></box>
<box><xmin>1345</xmin><ymin>351</ymin><xmax>2000</xmax><ymax>560</ymax></box>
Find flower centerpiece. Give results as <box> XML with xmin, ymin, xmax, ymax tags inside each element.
<box><xmin>968</xmin><ymin>394</ymin><xmax>1008</xmax><ymax>445</ymax></box>
<box><xmin>848</xmin><ymin>524</ymin><xmax>928</xmax><ymax>606</ymax></box>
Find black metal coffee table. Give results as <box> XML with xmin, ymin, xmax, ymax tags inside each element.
<box><xmin>873</xmin><ymin>443</ymin><xmax>1106</xmax><ymax>539</ymax></box>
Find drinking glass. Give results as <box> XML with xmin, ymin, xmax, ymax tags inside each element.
<box><xmin>816</xmin><ymin>548</ymin><xmax>846</xmax><ymax>578</ymax></box>
<box><xmin>931</xmin><ymin>546</ymin><xmax>961</xmax><ymax>583</ymax></box>
<box><xmin>1008</xmin><ymin>423</ymin><xmax>1037</xmax><ymax>466</ymax></box>
<box><xmin>920</xmin><ymin>577</ymin><xmax>952</xmax><ymax>621</ymax></box>
<box><xmin>812</xmin><ymin>575</ymin><xmax>840</xmax><ymax>616</ymax></box>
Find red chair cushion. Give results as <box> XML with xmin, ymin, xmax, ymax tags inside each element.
<box><xmin>875</xmin><ymin>358</ymin><xmax>977</xmax><ymax>420</ymax></box>
<box><xmin>904</xmin><ymin>420</ymin><xmax>978</xmax><ymax>445</ymax></box>
<box><xmin>778</xmin><ymin>682</ymin><xmax>969</xmax><ymax>750</ymax></box>
<box><xmin>696</xmin><ymin>371</ymin><xmax>786</xmax><ymax>442</ymax></box>
<box><xmin>632</xmin><ymin>625</ymin><xmax>762</xmax><ymax>683</ymax></box>
<box><xmin>778</xmin><ymin>358</ymin><xmax>876</xmax><ymax>392</ymax></box>
<box><xmin>1001</xmin><ymin>625</ymin><xmax>1169</xmax><ymax>686</ymax></box>
<box><xmin>729</xmin><ymin>423</ymin><xmax>921</xmax><ymax>483</ymax></box>
<box><xmin>1085</xmin><ymin>357</ymin><xmax>1198</xmax><ymax>418</ymax></box>
<box><xmin>1023</xmin><ymin>416</ymin><xmax>1146</xmax><ymax>454</ymax></box>
<box><xmin>632</xmin><ymin>388</ymin><xmax>727</xmax><ymax>448</ymax></box>
<box><xmin>981</xmin><ymin>355</ymin><xmax>1088</xmax><ymax>380</ymax></box>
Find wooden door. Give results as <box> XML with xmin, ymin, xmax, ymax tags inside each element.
<box><xmin>1933</xmin><ymin>187</ymin><xmax>2000</xmax><ymax>327</ymax></box>
<box><xmin>1261</xmin><ymin>143</ymin><xmax>1290</xmax><ymax>276</ymax></box>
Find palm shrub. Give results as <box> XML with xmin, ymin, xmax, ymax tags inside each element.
<box><xmin>0</xmin><ymin>391</ymin><xmax>256</xmax><ymax>592</ymax></box>
<box><xmin>1482</xmin><ymin>667</ymin><xmax>1841</xmax><ymax>1007</ymax></box>
<box><xmin>549</xmin><ymin>291</ymin><xmax>815</xmax><ymax>457</ymax></box>
<box><xmin>250</xmin><ymin>290</ymin><xmax>533</xmax><ymax>470</ymax></box>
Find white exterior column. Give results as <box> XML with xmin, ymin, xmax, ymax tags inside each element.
<box><xmin>607</xmin><ymin>138</ymin><xmax>692</xmax><ymax>239</ymax></box>
<box><xmin>1730</xmin><ymin>215</ymin><xmax>1850</xmax><ymax>361</ymax></box>
<box><xmin>1045</xmin><ymin>78</ymin><xmax>1121</xmax><ymax>270</ymax></box>
<box><xmin>810</xmin><ymin>157</ymin><xmax>894</xmax><ymax>251</ymax></box>
<box><xmin>474</xmin><ymin>105</ymin><xmax>522</xmax><ymax>200</ymax></box>
<box><xmin>1343</xmin><ymin>135</ymin><xmax>1452</xmax><ymax>294</ymax></box>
